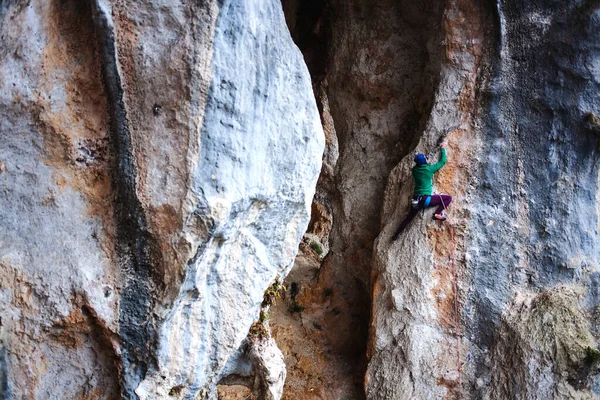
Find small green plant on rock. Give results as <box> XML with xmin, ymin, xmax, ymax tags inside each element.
<box><xmin>248</xmin><ymin>321</ymin><xmax>269</xmax><ymax>341</ymax></box>
<box><xmin>262</xmin><ymin>276</ymin><xmax>285</xmax><ymax>307</ymax></box>
<box><xmin>259</xmin><ymin>310</ymin><xmax>268</xmax><ymax>323</ymax></box>
<box><xmin>585</xmin><ymin>347</ymin><xmax>600</xmax><ymax>366</ymax></box>
<box><xmin>310</xmin><ymin>241</ymin><xmax>323</xmax><ymax>256</ymax></box>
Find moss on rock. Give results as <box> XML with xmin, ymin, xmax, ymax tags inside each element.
<box><xmin>490</xmin><ymin>285</ymin><xmax>598</xmax><ymax>398</ymax></box>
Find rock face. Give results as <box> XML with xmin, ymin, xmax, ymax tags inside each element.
<box><xmin>490</xmin><ymin>286</ymin><xmax>598</xmax><ymax>399</ymax></box>
<box><xmin>2</xmin><ymin>0</ymin><xmax>600</xmax><ymax>399</ymax></box>
<box><xmin>366</xmin><ymin>0</ymin><xmax>600</xmax><ymax>399</ymax></box>
<box><xmin>0</xmin><ymin>1</ymin><xmax>323</xmax><ymax>399</ymax></box>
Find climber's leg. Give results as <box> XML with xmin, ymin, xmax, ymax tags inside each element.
<box><xmin>435</xmin><ymin>194</ymin><xmax>452</xmax><ymax>214</ymax></box>
<box><xmin>392</xmin><ymin>208</ymin><xmax>419</xmax><ymax>240</ymax></box>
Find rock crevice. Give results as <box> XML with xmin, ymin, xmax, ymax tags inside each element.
<box><xmin>89</xmin><ymin>2</ymin><xmax>161</xmax><ymax>394</ymax></box>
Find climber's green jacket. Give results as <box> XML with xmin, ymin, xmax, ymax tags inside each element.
<box><xmin>412</xmin><ymin>148</ymin><xmax>447</xmax><ymax>195</ymax></box>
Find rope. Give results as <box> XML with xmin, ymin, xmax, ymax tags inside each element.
<box><xmin>439</xmin><ymin>194</ymin><xmax>462</xmax><ymax>391</ymax></box>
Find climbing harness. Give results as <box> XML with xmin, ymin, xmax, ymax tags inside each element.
<box><xmin>439</xmin><ymin>195</ymin><xmax>463</xmax><ymax>388</ymax></box>
<box><xmin>411</xmin><ymin>195</ymin><xmax>431</xmax><ymax>210</ymax></box>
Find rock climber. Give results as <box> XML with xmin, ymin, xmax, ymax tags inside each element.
<box><xmin>392</xmin><ymin>143</ymin><xmax>452</xmax><ymax>241</ymax></box>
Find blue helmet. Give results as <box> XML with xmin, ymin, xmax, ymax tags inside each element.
<box><xmin>414</xmin><ymin>153</ymin><xmax>427</xmax><ymax>165</ymax></box>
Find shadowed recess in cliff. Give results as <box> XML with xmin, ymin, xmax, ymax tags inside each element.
<box><xmin>276</xmin><ymin>0</ymin><xmax>445</xmax><ymax>397</ymax></box>
<box><xmin>89</xmin><ymin>1</ymin><xmax>163</xmax><ymax>396</ymax></box>
<box><xmin>281</xmin><ymin>0</ymin><xmax>331</xmax><ymax>84</ymax></box>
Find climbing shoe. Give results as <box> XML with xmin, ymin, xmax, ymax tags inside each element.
<box><xmin>433</xmin><ymin>213</ymin><xmax>447</xmax><ymax>222</ymax></box>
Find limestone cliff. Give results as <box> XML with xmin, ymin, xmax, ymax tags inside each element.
<box><xmin>2</xmin><ymin>0</ymin><xmax>600</xmax><ymax>399</ymax></box>
<box><xmin>0</xmin><ymin>1</ymin><xmax>322</xmax><ymax>399</ymax></box>
<box><xmin>275</xmin><ymin>0</ymin><xmax>600</xmax><ymax>399</ymax></box>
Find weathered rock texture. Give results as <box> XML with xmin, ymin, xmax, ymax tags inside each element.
<box><xmin>490</xmin><ymin>285</ymin><xmax>598</xmax><ymax>399</ymax></box>
<box><xmin>0</xmin><ymin>1</ymin><xmax>323</xmax><ymax>399</ymax></box>
<box><xmin>2</xmin><ymin>0</ymin><xmax>600</xmax><ymax>398</ymax></box>
<box><xmin>274</xmin><ymin>0</ymin><xmax>600</xmax><ymax>399</ymax></box>
<box><xmin>321</xmin><ymin>1</ymin><xmax>445</xmax><ymax>374</ymax></box>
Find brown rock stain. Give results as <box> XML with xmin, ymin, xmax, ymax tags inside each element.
<box><xmin>217</xmin><ymin>385</ymin><xmax>255</xmax><ymax>400</ymax></box>
<box><xmin>34</xmin><ymin>0</ymin><xmax>116</xmax><ymax>266</ymax></box>
<box><xmin>308</xmin><ymin>202</ymin><xmax>332</xmax><ymax>238</ymax></box>
<box><xmin>428</xmin><ymin>0</ymin><xmax>484</xmax><ymax>327</ymax></box>
<box><xmin>429</xmin><ymin>227</ymin><xmax>458</xmax><ymax>329</ymax></box>
<box><xmin>110</xmin><ymin>1</ymin><xmax>194</xmax><ymax>297</ymax></box>
<box><xmin>49</xmin><ymin>307</ymin><xmax>91</xmax><ymax>348</ymax></box>
<box><xmin>426</xmin><ymin>0</ymin><xmax>486</xmax><ymax>395</ymax></box>
<box><xmin>111</xmin><ymin>1</ymin><xmax>139</xmax><ymax>94</ymax></box>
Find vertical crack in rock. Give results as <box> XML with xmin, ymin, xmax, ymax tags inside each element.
<box><xmin>324</xmin><ymin>4</ymin><xmax>445</xmax><ymax>390</ymax></box>
<box><xmin>88</xmin><ymin>2</ymin><xmax>160</xmax><ymax>396</ymax></box>
<box><xmin>281</xmin><ymin>0</ymin><xmax>331</xmax><ymax>84</ymax></box>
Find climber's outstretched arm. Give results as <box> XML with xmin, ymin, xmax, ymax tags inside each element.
<box><xmin>428</xmin><ymin>147</ymin><xmax>447</xmax><ymax>173</ymax></box>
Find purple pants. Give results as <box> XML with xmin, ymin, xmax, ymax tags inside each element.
<box><xmin>392</xmin><ymin>194</ymin><xmax>452</xmax><ymax>239</ymax></box>
<box><xmin>427</xmin><ymin>194</ymin><xmax>453</xmax><ymax>215</ymax></box>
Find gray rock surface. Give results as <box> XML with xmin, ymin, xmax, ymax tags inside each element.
<box><xmin>490</xmin><ymin>285</ymin><xmax>597</xmax><ymax>399</ymax></box>
<box><xmin>0</xmin><ymin>2</ymin><xmax>120</xmax><ymax>398</ymax></box>
<box><xmin>466</xmin><ymin>1</ymin><xmax>600</xmax><ymax>397</ymax></box>
<box><xmin>0</xmin><ymin>1</ymin><xmax>323</xmax><ymax>399</ymax></box>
